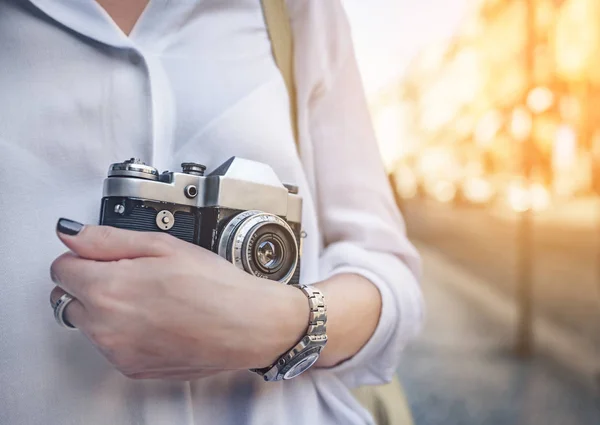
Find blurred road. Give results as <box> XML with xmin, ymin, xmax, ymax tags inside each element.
<box><xmin>401</xmin><ymin>198</ymin><xmax>600</xmax><ymax>350</ymax></box>
<box><xmin>398</xmin><ymin>241</ymin><xmax>600</xmax><ymax>425</ymax></box>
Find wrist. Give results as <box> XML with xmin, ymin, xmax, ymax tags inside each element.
<box><xmin>247</xmin><ymin>281</ymin><xmax>309</xmax><ymax>370</ymax></box>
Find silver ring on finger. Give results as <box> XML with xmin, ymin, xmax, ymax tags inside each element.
<box><xmin>53</xmin><ymin>293</ymin><xmax>77</xmax><ymax>330</ymax></box>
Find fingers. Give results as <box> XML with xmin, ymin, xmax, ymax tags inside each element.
<box><xmin>56</xmin><ymin>218</ymin><xmax>175</xmax><ymax>261</ymax></box>
<box><xmin>50</xmin><ymin>286</ymin><xmax>87</xmax><ymax>329</ymax></box>
<box><xmin>50</xmin><ymin>252</ymin><xmax>113</xmax><ymax>303</ymax></box>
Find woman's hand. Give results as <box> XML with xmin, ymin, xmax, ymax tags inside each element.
<box><xmin>49</xmin><ymin>218</ymin><xmax>308</xmax><ymax>381</ymax></box>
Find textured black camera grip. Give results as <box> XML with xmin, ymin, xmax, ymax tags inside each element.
<box><xmin>100</xmin><ymin>197</ymin><xmax>200</xmax><ymax>244</ymax></box>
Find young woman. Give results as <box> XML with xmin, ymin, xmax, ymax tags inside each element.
<box><xmin>0</xmin><ymin>0</ymin><xmax>423</xmax><ymax>424</ymax></box>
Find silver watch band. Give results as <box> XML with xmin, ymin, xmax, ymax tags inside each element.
<box><xmin>252</xmin><ymin>284</ymin><xmax>328</xmax><ymax>381</ymax></box>
<box><xmin>296</xmin><ymin>284</ymin><xmax>327</xmax><ymax>338</ymax></box>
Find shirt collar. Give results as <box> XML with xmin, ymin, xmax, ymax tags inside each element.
<box><xmin>27</xmin><ymin>0</ymin><xmax>136</xmax><ymax>49</ymax></box>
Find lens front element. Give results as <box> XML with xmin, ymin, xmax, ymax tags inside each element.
<box><xmin>218</xmin><ymin>211</ymin><xmax>298</xmax><ymax>284</ymax></box>
<box><xmin>257</xmin><ymin>240</ymin><xmax>280</xmax><ymax>270</ymax></box>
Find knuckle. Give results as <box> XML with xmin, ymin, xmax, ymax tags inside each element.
<box><xmin>86</xmin><ymin>273</ymin><xmax>121</xmax><ymax>311</ymax></box>
<box><xmin>85</xmin><ymin>280</ymin><xmax>103</xmax><ymax>302</ymax></box>
<box><xmin>49</xmin><ymin>253</ymin><xmax>71</xmax><ymax>283</ymax></box>
<box><xmin>93</xmin><ymin>298</ymin><xmax>112</xmax><ymax>316</ymax></box>
<box><xmin>89</xmin><ymin>285</ymin><xmax>116</xmax><ymax>313</ymax></box>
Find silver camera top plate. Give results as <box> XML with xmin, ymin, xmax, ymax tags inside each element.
<box><xmin>103</xmin><ymin>157</ymin><xmax>302</xmax><ymax>222</ymax></box>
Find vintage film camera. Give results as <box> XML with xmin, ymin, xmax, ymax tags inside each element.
<box><xmin>99</xmin><ymin>157</ymin><xmax>302</xmax><ymax>284</ymax></box>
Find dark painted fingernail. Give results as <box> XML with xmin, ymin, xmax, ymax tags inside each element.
<box><xmin>57</xmin><ymin>218</ymin><xmax>84</xmax><ymax>236</ymax></box>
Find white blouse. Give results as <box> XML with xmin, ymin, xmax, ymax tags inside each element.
<box><xmin>0</xmin><ymin>0</ymin><xmax>423</xmax><ymax>424</ymax></box>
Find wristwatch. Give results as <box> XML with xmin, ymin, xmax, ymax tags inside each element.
<box><xmin>252</xmin><ymin>284</ymin><xmax>328</xmax><ymax>381</ymax></box>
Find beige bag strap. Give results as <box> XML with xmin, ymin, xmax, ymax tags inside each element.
<box><xmin>261</xmin><ymin>0</ymin><xmax>299</xmax><ymax>149</ymax></box>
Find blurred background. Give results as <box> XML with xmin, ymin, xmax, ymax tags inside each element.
<box><xmin>343</xmin><ymin>0</ymin><xmax>600</xmax><ymax>424</ymax></box>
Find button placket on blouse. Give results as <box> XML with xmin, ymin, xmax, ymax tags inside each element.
<box><xmin>26</xmin><ymin>0</ymin><xmax>175</xmax><ymax>170</ymax></box>
<box><xmin>124</xmin><ymin>31</ymin><xmax>176</xmax><ymax>171</ymax></box>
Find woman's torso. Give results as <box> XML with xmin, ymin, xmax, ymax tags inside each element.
<box><xmin>0</xmin><ymin>1</ymin><xmax>369</xmax><ymax>424</ymax></box>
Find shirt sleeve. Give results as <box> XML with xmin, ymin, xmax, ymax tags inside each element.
<box><xmin>292</xmin><ymin>0</ymin><xmax>425</xmax><ymax>388</ymax></box>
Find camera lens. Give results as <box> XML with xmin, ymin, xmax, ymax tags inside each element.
<box><xmin>217</xmin><ymin>211</ymin><xmax>298</xmax><ymax>284</ymax></box>
<box><xmin>257</xmin><ymin>240</ymin><xmax>279</xmax><ymax>270</ymax></box>
<box><xmin>245</xmin><ymin>223</ymin><xmax>295</xmax><ymax>278</ymax></box>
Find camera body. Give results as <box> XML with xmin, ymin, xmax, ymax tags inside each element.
<box><xmin>99</xmin><ymin>157</ymin><xmax>303</xmax><ymax>284</ymax></box>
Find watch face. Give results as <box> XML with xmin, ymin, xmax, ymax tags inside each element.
<box><xmin>283</xmin><ymin>353</ymin><xmax>320</xmax><ymax>380</ymax></box>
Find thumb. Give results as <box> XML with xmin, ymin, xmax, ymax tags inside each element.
<box><xmin>55</xmin><ymin>218</ymin><xmax>172</xmax><ymax>261</ymax></box>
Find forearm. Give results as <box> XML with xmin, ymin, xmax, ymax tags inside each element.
<box><xmin>314</xmin><ymin>274</ymin><xmax>382</xmax><ymax>367</ymax></box>
<box><xmin>252</xmin><ymin>274</ymin><xmax>382</xmax><ymax>371</ymax></box>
